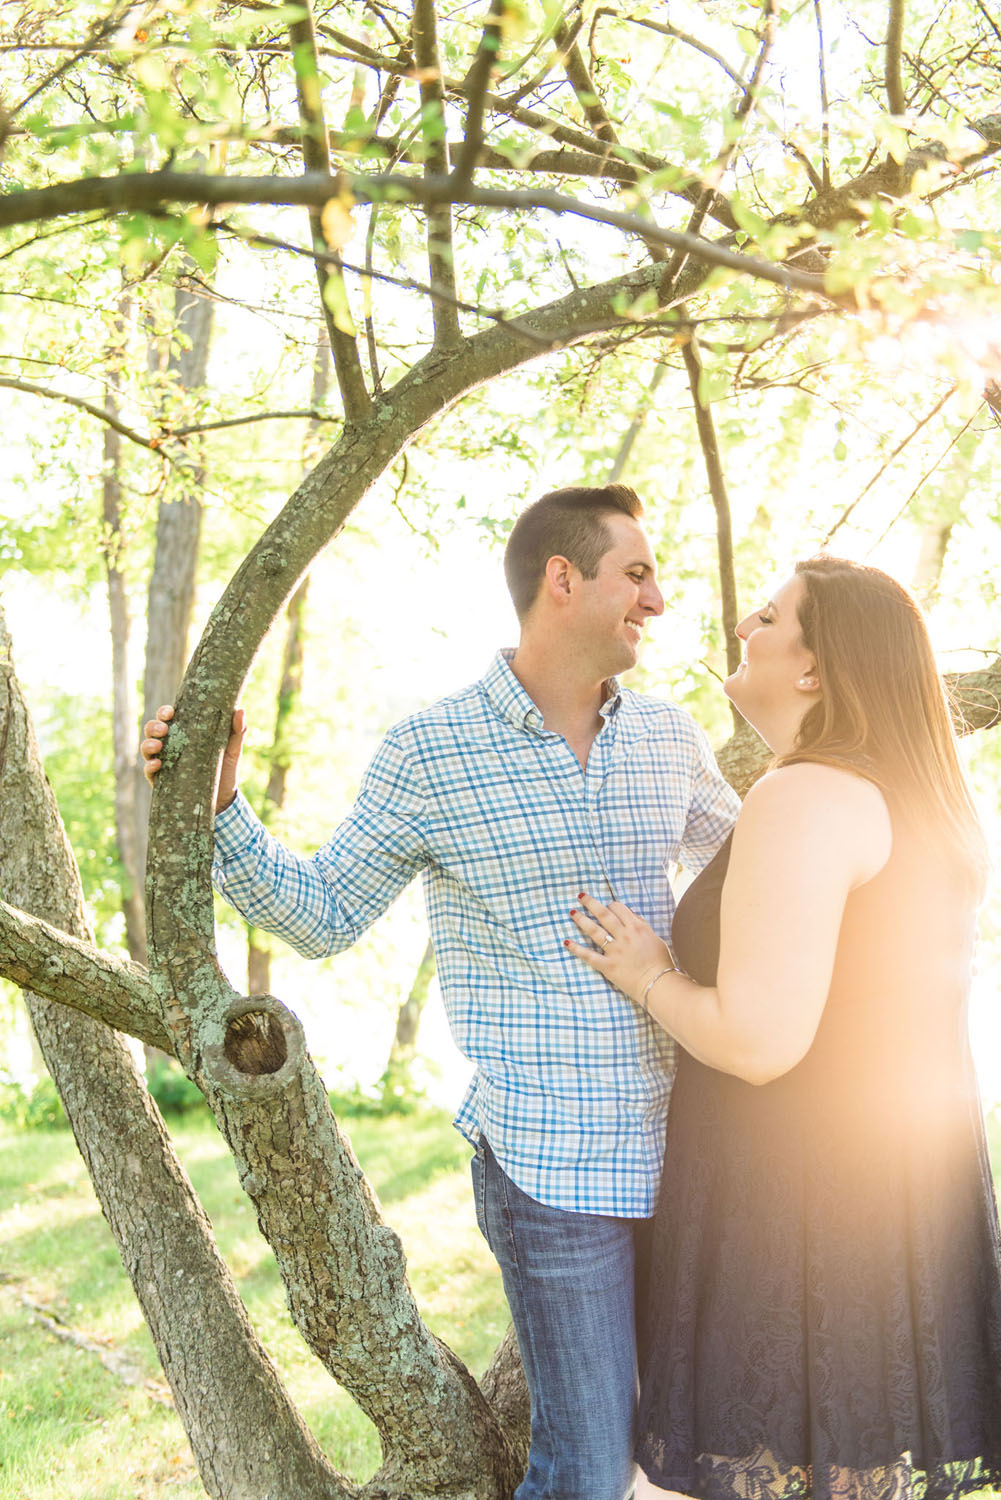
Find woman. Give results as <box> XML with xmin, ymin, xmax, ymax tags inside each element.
<box><xmin>567</xmin><ymin>556</ymin><xmax>1001</xmax><ymax>1500</ymax></box>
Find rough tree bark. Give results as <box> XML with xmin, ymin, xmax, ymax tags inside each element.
<box><xmin>0</xmin><ymin>605</ymin><xmax>351</xmax><ymax>1500</ymax></box>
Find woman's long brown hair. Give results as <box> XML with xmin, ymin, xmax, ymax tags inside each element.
<box><xmin>776</xmin><ymin>555</ymin><xmax>989</xmax><ymax>896</ymax></box>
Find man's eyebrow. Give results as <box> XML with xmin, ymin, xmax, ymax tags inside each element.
<box><xmin>626</xmin><ymin>559</ymin><xmax>655</xmax><ymax>572</ymax></box>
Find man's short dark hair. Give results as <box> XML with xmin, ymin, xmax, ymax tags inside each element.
<box><xmin>504</xmin><ymin>484</ymin><xmax>644</xmax><ymax>621</ymax></box>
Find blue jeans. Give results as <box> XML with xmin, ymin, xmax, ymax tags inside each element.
<box><xmin>471</xmin><ymin>1136</ymin><xmax>651</xmax><ymax>1500</ymax></box>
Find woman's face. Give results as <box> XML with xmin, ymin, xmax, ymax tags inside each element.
<box><xmin>725</xmin><ymin>574</ymin><xmax>820</xmax><ymax>742</ymax></box>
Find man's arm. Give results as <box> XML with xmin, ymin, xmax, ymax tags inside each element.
<box><xmin>143</xmin><ymin>709</ymin><xmax>430</xmax><ymax>959</ymax></box>
<box><xmin>213</xmin><ymin>727</ymin><xmax>429</xmax><ymax>958</ymax></box>
<box><xmin>678</xmin><ymin>719</ymin><xmax>741</xmax><ymax>873</ymax></box>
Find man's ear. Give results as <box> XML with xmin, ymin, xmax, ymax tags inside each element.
<box><xmin>543</xmin><ymin>554</ymin><xmax>575</xmax><ymax>603</ymax></box>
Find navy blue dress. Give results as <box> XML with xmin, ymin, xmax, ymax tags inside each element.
<box><xmin>636</xmin><ymin>818</ymin><xmax>1001</xmax><ymax>1500</ymax></box>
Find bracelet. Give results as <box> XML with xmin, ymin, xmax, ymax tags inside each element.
<box><xmin>641</xmin><ymin>962</ymin><xmax>676</xmax><ymax>1012</ymax></box>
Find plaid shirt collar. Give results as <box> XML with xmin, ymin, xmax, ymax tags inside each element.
<box><xmin>481</xmin><ymin>648</ymin><xmax>622</xmax><ymax>737</ymax></box>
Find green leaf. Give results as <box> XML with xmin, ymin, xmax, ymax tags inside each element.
<box><xmin>323</xmin><ymin>273</ymin><xmax>357</xmax><ymax>335</ymax></box>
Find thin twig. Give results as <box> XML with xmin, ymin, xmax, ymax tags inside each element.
<box><xmin>6</xmin><ymin>1</ymin><xmax>135</xmax><ymax>123</ymax></box>
<box><xmin>0</xmin><ymin>376</ymin><xmax>163</xmax><ymax>453</ymax></box>
<box><xmin>866</xmin><ymin>404</ymin><xmax>981</xmax><ymax>553</ymax></box>
<box><xmin>592</xmin><ymin>9</ymin><xmax>745</xmax><ymax>91</ymax></box>
<box><xmin>501</xmin><ymin>5</ymin><xmax>581</xmax><ymax>106</ymax></box>
<box><xmin>364</xmin><ymin>200</ymin><xmax>384</xmax><ymax>393</ymax></box>
<box><xmin>213</xmin><ymin>220</ymin><xmax>559</xmax><ymax>346</ymax></box>
<box><xmin>171</xmin><ymin>409</ymin><xmax>339</xmax><ymax>436</ymax></box>
<box><xmin>661</xmin><ymin>0</ymin><xmax>779</xmax><ymax>293</ymax></box>
<box><xmin>975</xmin><ymin>0</ymin><xmax>1001</xmax><ymax>46</ymax></box>
<box><xmin>821</xmin><ymin>385</ymin><xmax>956</xmax><ymax>545</ymax></box>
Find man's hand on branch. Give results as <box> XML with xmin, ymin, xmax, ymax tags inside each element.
<box><xmin>141</xmin><ymin>704</ymin><xmax>247</xmax><ymax>814</ymax></box>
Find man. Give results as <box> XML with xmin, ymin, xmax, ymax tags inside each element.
<box><xmin>143</xmin><ymin>483</ymin><xmax>739</xmax><ymax>1500</ymax></box>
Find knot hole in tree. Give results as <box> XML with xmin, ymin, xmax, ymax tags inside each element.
<box><xmin>223</xmin><ymin>1005</ymin><xmax>288</xmax><ymax>1075</ymax></box>
<box><xmin>204</xmin><ymin>994</ymin><xmax>305</xmax><ymax>1098</ymax></box>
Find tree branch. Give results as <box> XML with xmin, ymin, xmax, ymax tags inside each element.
<box><xmin>949</xmin><ymin>658</ymin><xmax>1001</xmax><ymax>733</ymax></box>
<box><xmin>289</xmin><ymin>0</ymin><xmax>372</xmax><ymax>420</ymax></box>
<box><xmin>821</xmin><ymin>386</ymin><xmax>956</xmax><ymax>545</ymax></box>
<box><xmin>216</xmin><ymin>219</ymin><xmax>565</xmax><ymax>346</ymax></box>
<box><xmin>868</xmin><ymin>404</ymin><xmax>981</xmax><ymax>552</ymax></box>
<box><xmin>814</xmin><ymin>0</ymin><xmax>832</xmax><ymax>190</ymax></box>
<box><xmin>592</xmin><ymin>9</ymin><xmax>745</xmax><ymax>92</ymax></box>
<box><xmin>11</xmin><ymin>115</ymin><xmax>724</xmax><ymax>189</ymax></box>
<box><xmin>0</xmin><ymin>603</ymin><xmax>351</xmax><ymax>1500</ymax></box>
<box><xmin>0</xmin><ymin>170</ymin><xmax>833</xmax><ymax>298</ymax></box>
<box><xmin>661</xmin><ymin>0</ymin><xmax>779</xmax><ymax>294</ymax></box>
<box><xmin>555</xmin><ymin>20</ymin><xmax>617</xmax><ymax>147</ymax></box>
<box><xmin>681</xmin><ymin>336</ymin><xmax>741</xmax><ymax>727</ymax></box>
<box><xmin>0</xmin><ymin>900</ymin><xmax>170</xmax><ymax>1051</ymax></box>
<box><xmin>449</xmin><ymin>87</ymin><xmax>740</xmax><ymax>231</ymax></box>
<box><xmin>414</xmin><ymin>0</ymin><xmax>462</xmax><ymax>345</ymax></box>
<box><xmin>0</xmin><ymin>375</ymin><xmax>162</xmax><ymax>452</ymax></box>
<box><xmin>171</xmin><ymin>408</ymin><xmax>339</xmax><ymax>436</ymax></box>
<box><xmin>975</xmin><ymin>0</ymin><xmax>1001</xmax><ymax>47</ymax></box>
<box><xmin>451</xmin><ymin>0</ymin><xmax>506</xmax><ymax>194</ymax></box>
<box><xmin>885</xmin><ymin>0</ymin><xmax>908</xmax><ymax>117</ymax></box>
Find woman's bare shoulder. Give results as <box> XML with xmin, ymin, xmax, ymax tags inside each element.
<box><xmin>737</xmin><ymin>761</ymin><xmax>892</xmax><ymax>881</ymax></box>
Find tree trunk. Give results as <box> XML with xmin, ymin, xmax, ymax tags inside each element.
<box><xmin>681</xmin><ymin>334</ymin><xmax>741</xmax><ymax>728</ymax></box>
<box><xmin>381</xmin><ymin>937</ymin><xmax>436</xmax><ymax>1104</ymax></box>
<box><xmin>135</xmin><ymin>274</ymin><xmax>216</xmax><ymax>855</ymax></box>
<box><xmin>248</xmin><ymin>340</ymin><xmax>329</xmax><ymax>994</ymax></box>
<box><xmin>137</xmin><ymin>273</ymin><xmax>216</xmax><ymax>1069</ymax></box>
<box><xmin>0</xmin><ymin>604</ymin><xmax>351</xmax><ymax>1500</ymax></box>
<box><xmin>912</xmin><ymin>520</ymin><xmax>953</xmax><ymax>598</ymax></box>
<box><xmin>247</xmin><ymin>576</ymin><xmax>309</xmax><ymax>993</ymax></box>
<box><xmin>101</xmin><ymin>291</ymin><xmax>148</xmax><ymax>966</ymax></box>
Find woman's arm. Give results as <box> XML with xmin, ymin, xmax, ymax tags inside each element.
<box><xmin>568</xmin><ymin>763</ymin><xmax>892</xmax><ymax>1084</ymax></box>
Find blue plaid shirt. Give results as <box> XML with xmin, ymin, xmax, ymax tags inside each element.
<box><xmin>212</xmin><ymin>650</ymin><xmax>738</xmax><ymax>1215</ymax></box>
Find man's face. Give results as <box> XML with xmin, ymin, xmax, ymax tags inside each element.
<box><xmin>570</xmin><ymin>513</ymin><xmax>665</xmax><ymax>676</ymax></box>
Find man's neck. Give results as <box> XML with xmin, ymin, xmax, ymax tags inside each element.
<box><xmin>508</xmin><ymin>640</ymin><xmax>610</xmax><ymax>750</ymax></box>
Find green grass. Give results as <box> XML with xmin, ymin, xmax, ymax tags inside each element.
<box><xmin>3</xmin><ymin>1106</ymin><xmax>1000</xmax><ymax>1499</ymax></box>
<box><xmin>0</xmin><ymin>1107</ymin><xmax>508</xmax><ymax>1499</ymax></box>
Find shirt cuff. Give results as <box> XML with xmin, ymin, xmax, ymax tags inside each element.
<box><xmin>212</xmin><ymin>789</ymin><xmax>263</xmax><ymax>861</ymax></box>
